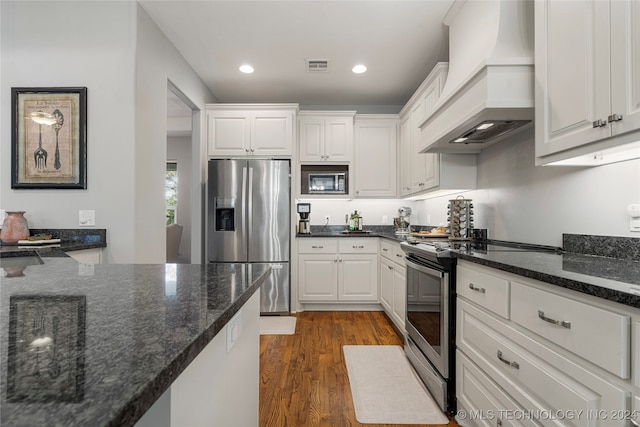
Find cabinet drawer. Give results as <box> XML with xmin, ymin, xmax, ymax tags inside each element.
<box><xmin>338</xmin><ymin>238</ymin><xmax>377</xmax><ymax>254</ymax></box>
<box><xmin>380</xmin><ymin>240</ymin><xmax>394</xmax><ymax>260</ymax></box>
<box><xmin>457</xmin><ymin>351</ymin><xmax>538</xmax><ymax>427</ymax></box>
<box><xmin>458</xmin><ymin>299</ymin><xmax>629</xmax><ymax>427</ymax></box>
<box><xmin>391</xmin><ymin>245</ymin><xmax>405</xmax><ymax>265</ymax></box>
<box><xmin>510</xmin><ymin>281</ymin><xmax>631</xmax><ymax>379</ymax></box>
<box><xmin>457</xmin><ymin>263</ymin><xmax>510</xmax><ymax>319</ymax></box>
<box><xmin>298</xmin><ymin>239</ymin><xmax>337</xmax><ymax>254</ymax></box>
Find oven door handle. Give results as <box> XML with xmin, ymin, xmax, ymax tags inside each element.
<box><xmin>405</xmin><ymin>258</ymin><xmax>445</xmax><ymax>278</ymax></box>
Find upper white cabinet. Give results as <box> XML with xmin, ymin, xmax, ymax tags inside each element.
<box><xmin>207</xmin><ymin>104</ymin><xmax>297</xmax><ymax>157</ymax></box>
<box><xmin>298</xmin><ymin>111</ymin><xmax>355</xmax><ymax>162</ymax></box>
<box><xmin>399</xmin><ymin>64</ymin><xmax>448</xmax><ymax>196</ymax></box>
<box><xmin>399</xmin><ymin>63</ymin><xmax>477</xmax><ymax>198</ymax></box>
<box><xmin>535</xmin><ymin>0</ymin><xmax>640</xmax><ymax>165</ymax></box>
<box><xmin>354</xmin><ymin>115</ymin><xmax>398</xmax><ymax>198</ymax></box>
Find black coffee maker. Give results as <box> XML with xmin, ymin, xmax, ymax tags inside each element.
<box><xmin>297</xmin><ymin>203</ymin><xmax>311</xmax><ymax>234</ymax></box>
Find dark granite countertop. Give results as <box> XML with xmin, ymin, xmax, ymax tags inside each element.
<box><xmin>296</xmin><ymin>225</ymin><xmax>416</xmax><ymax>243</ymax></box>
<box><xmin>0</xmin><ymin>229</ymin><xmax>107</xmax><ymax>257</ymax></box>
<box><xmin>0</xmin><ymin>258</ymin><xmax>269</xmax><ymax>427</ymax></box>
<box><xmin>455</xmin><ymin>236</ymin><xmax>640</xmax><ymax>308</ymax></box>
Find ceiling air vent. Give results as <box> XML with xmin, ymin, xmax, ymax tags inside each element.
<box><xmin>306</xmin><ymin>59</ymin><xmax>329</xmax><ymax>73</ymax></box>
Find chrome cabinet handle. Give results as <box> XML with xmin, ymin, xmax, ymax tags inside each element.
<box><xmin>497</xmin><ymin>350</ymin><xmax>519</xmax><ymax>369</ymax></box>
<box><xmin>592</xmin><ymin>119</ymin><xmax>607</xmax><ymax>128</ymax></box>
<box><xmin>395</xmin><ymin>254</ymin><xmax>403</xmax><ymax>258</ymax></box>
<box><xmin>311</xmin><ymin>245</ymin><xmax>324</xmax><ymax>249</ymax></box>
<box><xmin>608</xmin><ymin>113</ymin><xmax>623</xmax><ymax>123</ymax></box>
<box><xmin>468</xmin><ymin>283</ymin><xmax>486</xmax><ymax>293</ymax></box>
<box><xmin>387</xmin><ymin>265</ymin><xmax>393</xmax><ymax>270</ymax></box>
<box><xmin>352</xmin><ymin>245</ymin><xmax>364</xmax><ymax>249</ymax></box>
<box><xmin>538</xmin><ymin>310</ymin><xmax>571</xmax><ymax>329</ymax></box>
<box><xmin>382</xmin><ymin>248</ymin><xmax>389</xmax><ymax>252</ymax></box>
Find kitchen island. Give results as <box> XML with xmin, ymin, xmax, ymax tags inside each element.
<box><xmin>0</xmin><ymin>255</ymin><xmax>268</xmax><ymax>426</ymax></box>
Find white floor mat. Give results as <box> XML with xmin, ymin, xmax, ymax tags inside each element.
<box><xmin>259</xmin><ymin>316</ymin><xmax>296</xmax><ymax>335</ymax></box>
<box><xmin>343</xmin><ymin>345</ymin><xmax>449</xmax><ymax>425</ymax></box>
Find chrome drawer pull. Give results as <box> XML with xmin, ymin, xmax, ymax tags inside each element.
<box><xmin>395</xmin><ymin>254</ymin><xmax>403</xmax><ymax>258</ymax></box>
<box><xmin>382</xmin><ymin>248</ymin><xmax>389</xmax><ymax>252</ymax></box>
<box><xmin>352</xmin><ymin>245</ymin><xmax>364</xmax><ymax>249</ymax></box>
<box><xmin>311</xmin><ymin>245</ymin><xmax>324</xmax><ymax>249</ymax></box>
<box><xmin>497</xmin><ymin>350</ymin><xmax>519</xmax><ymax>369</ymax></box>
<box><xmin>607</xmin><ymin>113</ymin><xmax>623</xmax><ymax>123</ymax></box>
<box><xmin>538</xmin><ymin>310</ymin><xmax>571</xmax><ymax>329</ymax></box>
<box><xmin>468</xmin><ymin>283</ymin><xmax>486</xmax><ymax>293</ymax></box>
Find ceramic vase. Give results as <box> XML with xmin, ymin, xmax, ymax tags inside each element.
<box><xmin>0</xmin><ymin>211</ymin><xmax>30</xmax><ymax>244</ymax></box>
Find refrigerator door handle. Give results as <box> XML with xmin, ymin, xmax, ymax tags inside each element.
<box><xmin>242</xmin><ymin>166</ymin><xmax>248</xmax><ymax>238</ymax></box>
<box><xmin>247</xmin><ymin>166</ymin><xmax>254</xmax><ymax>239</ymax></box>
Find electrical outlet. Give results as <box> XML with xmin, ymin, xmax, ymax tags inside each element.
<box><xmin>79</xmin><ymin>210</ymin><xmax>95</xmax><ymax>227</ymax></box>
<box><xmin>324</xmin><ymin>215</ymin><xmax>330</xmax><ymax>224</ymax></box>
<box><xmin>382</xmin><ymin>215</ymin><xmax>388</xmax><ymax>224</ymax></box>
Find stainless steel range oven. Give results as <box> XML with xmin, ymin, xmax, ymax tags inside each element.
<box><xmin>401</xmin><ymin>240</ymin><xmax>456</xmax><ymax>414</ymax></box>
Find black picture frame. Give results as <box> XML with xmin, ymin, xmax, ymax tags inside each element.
<box><xmin>11</xmin><ymin>87</ymin><xmax>87</xmax><ymax>189</ymax></box>
<box><xmin>7</xmin><ymin>295</ymin><xmax>87</xmax><ymax>403</ymax></box>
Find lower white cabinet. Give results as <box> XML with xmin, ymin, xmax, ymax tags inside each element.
<box><xmin>136</xmin><ymin>291</ymin><xmax>259</xmax><ymax>427</ymax></box>
<box><xmin>456</xmin><ymin>260</ymin><xmax>639</xmax><ymax>427</ymax></box>
<box><xmin>298</xmin><ymin>238</ymin><xmax>378</xmax><ymax>302</ymax></box>
<box><xmin>379</xmin><ymin>239</ymin><xmax>406</xmax><ymax>331</ymax></box>
<box><xmin>67</xmin><ymin>248</ymin><xmax>102</xmax><ymax>264</ymax></box>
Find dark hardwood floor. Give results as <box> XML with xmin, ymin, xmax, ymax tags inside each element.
<box><xmin>259</xmin><ymin>311</ymin><xmax>458</xmax><ymax>427</ymax></box>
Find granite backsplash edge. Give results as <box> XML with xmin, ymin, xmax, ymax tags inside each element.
<box><xmin>563</xmin><ymin>234</ymin><xmax>640</xmax><ymax>261</ymax></box>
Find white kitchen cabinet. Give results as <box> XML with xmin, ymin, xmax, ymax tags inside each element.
<box><xmin>535</xmin><ymin>0</ymin><xmax>640</xmax><ymax>165</ymax></box>
<box><xmin>399</xmin><ymin>63</ymin><xmax>477</xmax><ymax>198</ymax></box>
<box><xmin>399</xmin><ymin>64</ymin><xmax>448</xmax><ymax>196</ymax></box>
<box><xmin>67</xmin><ymin>248</ymin><xmax>102</xmax><ymax>264</ymax></box>
<box><xmin>298</xmin><ymin>238</ymin><xmax>377</xmax><ymax>303</ymax></box>
<box><xmin>207</xmin><ymin>104</ymin><xmax>297</xmax><ymax>157</ymax></box>
<box><xmin>456</xmin><ymin>260</ymin><xmax>640</xmax><ymax>427</ymax></box>
<box><xmin>353</xmin><ymin>115</ymin><xmax>398</xmax><ymax>198</ymax></box>
<box><xmin>379</xmin><ymin>239</ymin><xmax>406</xmax><ymax>332</ymax></box>
<box><xmin>298</xmin><ymin>111</ymin><xmax>355</xmax><ymax>162</ymax></box>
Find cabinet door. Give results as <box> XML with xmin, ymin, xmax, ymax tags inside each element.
<box><xmin>298</xmin><ymin>118</ymin><xmax>325</xmax><ymax>161</ymax></box>
<box><xmin>610</xmin><ymin>0</ymin><xmax>640</xmax><ymax>137</ymax></box>
<box><xmin>415</xmin><ymin>76</ymin><xmax>442</xmax><ymax>191</ymax></box>
<box><xmin>324</xmin><ymin>117</ymin><xmax>353</xmax><ymax>162</ymax></box>
<box><xmin>380</xmin><ymin>257</ymin><xmax>394</xmax><ymax>312</ymax></box>
<box><xmin>391</xmin><ymin>263</ymin><xmax>406</xmax><ymax>331</ymax></box>
<box><xmin>298</xmin><ymin>255</ymin><xmax>338</xmax><ymax>301</ymax></box>
<box><xmin>338</xmin><ymin>254</ymin><xmax>378</xmax><ymax>301</ymax></box>
<box><xmin>535</xmin><ymin>0</ymin><xmax>611</xmax><ymax>158</ymax></box>
<box><xmin>207</xmin><ymin>111</ymin><xmax>251</xmax><ymax>156</ymax></box>
<box><xmin>354</xmin><ymin>119</ymin><xmax>397</xmax><ymax>197</ymax></box>
<box><xmin>251</xmin><ymin>110</ymin><xmax>293</xmax><ymax>156</ymax></box>
<box><xmin>410</xmin><ymin>101</ymin><xmax>427</xmax><ymax>192</ymax></box>
<box><xmin>399</xmin><ymin>115</ymin><xmax>413</xmax><ymax>196</ymax></box>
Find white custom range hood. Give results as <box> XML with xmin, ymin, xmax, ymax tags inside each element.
<box><xmin>419</xmin><ymin>0</ymin><xmax>535</xmax><ymax>154</ymax></box>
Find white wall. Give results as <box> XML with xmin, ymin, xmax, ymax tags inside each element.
<box><xmin>1</xmin><ymin>2</ymin><xmax>216</xmax><ymax>263</ymax></box>
<box><xmin>299</xmin><ymin>198</ymin><xmax>419</xmax><ymax>228</ymax></box>
<box><xmin>167</xmin><ymin>137</ymin><xmax>192</xmax><ymax>260</ymax></box>
<box><xmin>135</xmin><ymin>4</ymin><xmax>216</xmax><ymax>263</ymax></box>
<box><xmin>1</xmin><ymin>1</ymin><xmax>137</xmax><ymax>263</ymax></box>
<box><xmin>415</xmin><ymin>128</ymin><xmax>640</xmax><ymax>247</ymax></box>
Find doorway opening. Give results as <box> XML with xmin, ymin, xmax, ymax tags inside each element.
<box><xmin>166</xmin><ymin>82</ymin><xmax>197</xmax><ymax>263</ymax></box>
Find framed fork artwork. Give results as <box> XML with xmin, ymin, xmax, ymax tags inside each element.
<box><xmin>11</xmin><ymin>87</ymin><xmax>87</xmax><ymax>189</ymax></box>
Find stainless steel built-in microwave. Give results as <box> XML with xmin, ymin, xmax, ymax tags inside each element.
<box><xmin>306</xmin><ymin>172</ymin><xmax>346</xmax><ymax>194</ymax></box>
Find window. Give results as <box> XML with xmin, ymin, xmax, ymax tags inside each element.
<box><xmin>166</xmin><ymin>161</ymin><xmax>178</xmax><ymax>225</ymax></box>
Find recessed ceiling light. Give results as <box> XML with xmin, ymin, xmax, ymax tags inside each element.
<box><xmin>352</xmin><ymin>64</ymin><xmax>367</xmax><ymax>74</ymax></box>
<box><xmin>239</xmin><ymin>64</ymin><xmax>254</xmax><ymax>74</ymax></box>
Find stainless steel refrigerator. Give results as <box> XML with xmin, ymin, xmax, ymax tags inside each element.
<box><xmin>207</xmin><ymin>159</ymin><xmax>290</xmax><ymax>314</ymax></box>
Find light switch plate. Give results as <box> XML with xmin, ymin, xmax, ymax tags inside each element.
<box><xmin>79</xmin><ymin>210</ymin><xmax>95</xmax><ymax>226</ymax></box>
